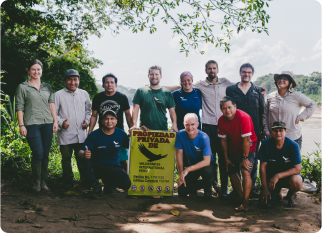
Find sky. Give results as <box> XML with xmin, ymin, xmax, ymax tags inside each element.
<box><xmin>86</xmin><ymin>0</ymin><xmax>321</xmax><ymax>88</ymax></box>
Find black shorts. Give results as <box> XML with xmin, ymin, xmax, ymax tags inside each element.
<box><xmin>227</xmin><ymin>152</ymin><xmax>256</xmax><ymax>175</ymax></box>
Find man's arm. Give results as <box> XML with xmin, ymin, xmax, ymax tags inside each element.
<box><xmin>220</xmin><ymin>137</ymin><xmax>233</xmax><ymax>172</ymax></box>
<box><xmin>125</xmin><ymin>108</ymin><xmax>133</xmax><ymax>128</ymax></box>
<box><xmin>163</xmin><ymin>85</ymin><xmax>180</xmax><ymax>92</ymax></box>
<box><xmin>240</xmin><ymin>136</ymin><xmax>252</xmax><ymax>170</ymax></box>
<box><xmin>268</xmin><ymin>164</ymin><xmax>301</xmax><ymax>190</ymax></box>
<box><xmin>176</xmin><ymin>148</ymin><xmax>185</xmax><ymax>187</ymax></box>
<box><xmin>260</xmin><ymin>161</ymin><xmax>271</xmax><ymax>204</ymax></box>
<box><xmin>168</xmin><ymin>107</ymin><xmax>178</xmax><ymax>132</ymax></box>
<box><xmin>130</xmin><ymin>103</ymin><xmax>140</xmax><ymax>131</ymax></box>
<box><xmin>88</xmin><ymin>110</ymin><xmax>98</xmax><ymax>134</ymax></box>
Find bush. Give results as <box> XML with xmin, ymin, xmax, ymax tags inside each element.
<box><xmin>301</xmin><ymin>142</ymin><xmax>321</xmax><ymax>187</ymax></box>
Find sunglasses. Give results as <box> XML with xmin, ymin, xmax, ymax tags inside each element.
<box><xmin>277</xmin><ymin>76</ymin><xmax>289</xmax><ymax>81</ymax></box>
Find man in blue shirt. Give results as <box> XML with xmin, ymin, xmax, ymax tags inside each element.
<box><xmin>79</xmin><ymin>110</ymin><xmax>131</xmax><ymax>199</ymax></box>
<box><xmin>175</xmin><ymin>113</ymin><xmax>214</xmax><ymax>201</ymax></box>
<box><xmin>259</xmin><ymin>121</ymin><xmax>302</xmax><ymax>207</ymax></box>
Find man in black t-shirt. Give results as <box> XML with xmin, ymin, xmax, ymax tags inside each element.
<box><xmin>89</xmin><ymin>73</ymin><xmax>133</xmax><ymax>171</ymax></box>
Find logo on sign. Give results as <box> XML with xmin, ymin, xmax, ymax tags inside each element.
<box><xmin>138</xmin><ymin>144</ymin><xmax>168</xmax><ymax>162</ymax></box>
<box><xmin>131</xmin><ymin>185</ymin><xmax>137</xmax><ymax>191</ymax></box>
<box><xmin>165</xmin><ymin>186</ymin><xmax>170</xmax><ymax>192</ymax></box>
<box><xmin>148</xmin><ymin>186</ymin><xmax>154</xmax><ymax>191</ymax></box>
<box><xmin>157</xmin><ymin>186</ymin><xmax>162</xmax><ymax>192</ymax></box>
<box><xmin>140</xmin><ymin>185</ymin><xmax>145</xmax><ymax>191</ymax></box>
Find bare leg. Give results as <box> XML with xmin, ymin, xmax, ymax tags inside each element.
<box><xmin>236</xmin><ymin>169</ymin><xmax>252</xmax><ymax>211</ymax></box>
<box><xmin>229</xmin><ymin>173</ymin><xmax>243</xmax><ymax>201</ymax></box>
<box><xmin>286</xmin><ymin>175</ymin><xmax>302</xmax><ymax>207</ymax></box>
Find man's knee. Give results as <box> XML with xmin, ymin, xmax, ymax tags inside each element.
<box><xmin>289</xmin><ymin>175</ymin><xmax>302</xmax><ymax>191</ymax></box>
<box><xmin>241</xmin><ymin>169</ymin><xmax>251</xmax><ymax>179</ymax></box>
<box><xmin>201</xmin><ymin>166</ymin><xmax>214</xmax><ymax>180</ymax></box>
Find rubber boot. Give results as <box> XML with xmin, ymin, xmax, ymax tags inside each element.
<box><xmin>41</xmin><ymin>159</ymin><xmax>50</xmax><ymax>191</ymax></box>
<box><xmin>31</xmin><ymin>162</ymin><xmax>41</xmax><ymax>192</ymax></box>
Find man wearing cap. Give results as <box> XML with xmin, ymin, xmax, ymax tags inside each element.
<box><xmin>175</xmin><ymin>113</ymin><xmax>214</xmax><ymax>201</ymax></box>
<box><xmin>54</xmin><ymin>69</ymin><xmax>92</xmax><ymax>185</ymax></box>
<box><xmin>259</xmin><ymin>121</ymin><xmax>302</xmax><ymax>207</ymax></box>
<box><xmin>89</xmin><ymin>73</ymin><xmax>132</xmax><ymax>171</ymax></box>
<box><xmin>218</xmin><ymin>96</ymin><xmax>258</xmax><ymax>211</ymax></box>
<box><xmin>79</xmin><ymin>110</ymin><xmax>131</xmax><ymax>199</ymax></box>
<box><xmin>226</xmin><ymin>63</ymin><xmax>265</xmax><ymax>198</ymax></box>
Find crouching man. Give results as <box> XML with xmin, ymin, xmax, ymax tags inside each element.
<box><xmin>175</xmin><ymin>113</ymin><xmax>214</xmax><ymax>201</ymax></box>
<box><xmin>218</xmin><ymin>96</ymin><xmax>258</xmax><ymax>211</ymax></box>
<box><xmin>259</xmin><ymin>121</ymin><xmax>302</xmax><ymax>207</ymax></box>
<box><xmin>78</xmin><ymin>110</ymin><xmax>131</xmax><ymax>199</ymax></box>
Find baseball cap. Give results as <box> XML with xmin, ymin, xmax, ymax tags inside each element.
<box><xmin>65</xmin><ymin>69</ymin><xmax>79</xmax><ymax>77</ymax></box>
<box><xmin>102</xmin><ymin>109</ymin><xmax>117</xmax><ymax>118</ymax></box>
<box><xmin>271</xmin><ymin>121</ymin><xmax>286</xmax><ymax>129</ymax></box>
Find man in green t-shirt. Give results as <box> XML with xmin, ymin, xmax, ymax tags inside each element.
<box><xmin>130</xmin><ymin>66</ymin><xmax>178</xmax><ymax>132</ymax></box>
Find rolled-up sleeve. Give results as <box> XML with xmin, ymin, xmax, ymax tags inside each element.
<box><xmin>15</xmin><ymin>85</ymin><xmax>25</xmax><ymax>111</ymax></box>
<box><xmin>296</xmin><ymin>93</ymin><xmax>317</xmax><ymax>121</ymax></box>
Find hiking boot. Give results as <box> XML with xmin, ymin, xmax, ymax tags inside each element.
<box><xmin>41</xmin><ymin>159</ymin><xmax>50</xmax><ymax>191</ymax></box>
<box><xmin>91</xmin><ymin>183</ymin><xmax>102</xmax><ymax>199</ymax></box>
<box><xmin>31</xmin><ymin>162</ymin><xmax>41</xmax><ymax>192</ymax></box>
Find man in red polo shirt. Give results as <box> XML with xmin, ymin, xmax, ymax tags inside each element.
<box><xmin>218</xmin><ymin>96</ymin><xmax>257</xmax><ymax>211</ymax></box>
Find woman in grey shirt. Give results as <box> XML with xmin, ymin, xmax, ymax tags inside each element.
<box><xmin>263</xmin><ymin>71</ymin><xmax>317</xmax><ymax>149</ymax></box>
<box><xmin>15</xmin><ymin>59</ymin><xmax>58</xmax><ymax>192</ymax></box>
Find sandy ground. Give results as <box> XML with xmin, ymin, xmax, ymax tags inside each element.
<box><xmin>1</xmin><ymin>181</ymin><xmax>321</xmax><ymax>232</ymax></box>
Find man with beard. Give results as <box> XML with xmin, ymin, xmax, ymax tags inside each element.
<box><xmin>89</xmin><ymin>73</ymin><xmax>132</xmax><ymax>171</ymax></box>
<box><xmin>226</xmin><ymin>63</ymin><xmax>265</xmax><ymax>198</ymax></box>
<box><xmin>130</xmin><ymin>66</ymin><xmax>178</xmax><ymax>132</ymax></box>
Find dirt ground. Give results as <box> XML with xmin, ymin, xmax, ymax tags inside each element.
<box><xmin>1</xmin><ymin>180</ymin><xmax>321</xmax><ymax>233</ymax></box>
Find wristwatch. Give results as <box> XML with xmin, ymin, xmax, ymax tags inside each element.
<box><xmin>243</xmin><ymin>156</ymin><xmax>248</xmax><ymax>160</ymax></box>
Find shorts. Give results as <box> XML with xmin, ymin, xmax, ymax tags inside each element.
<box><xmin>119</xmin><ymin>148</ymin><xmax>128</xmax><ymax>161</ymax></box>
<box><xmin>227</xmin><ymin>152</ymin><xmax>256</xmax><ymax>175</ymax></box>
<box><xmin>266</xmin><ymin>174</ymin><xmax>301</xmax><ymax>205</ymax></box>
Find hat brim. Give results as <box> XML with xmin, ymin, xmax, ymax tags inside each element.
<box><xmin>274</xmin><ymin>73</ymin><xmax>297</xmax><ymax>88</ymax></box>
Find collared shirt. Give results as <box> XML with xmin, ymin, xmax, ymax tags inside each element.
<box><xmin>226</xmin><ymin>82</ymin><xmax>265</xmax><ymax>136</ymax></box>
<box><xmin>54</xmin><ymin>88</ymin><xmax>92</xmax><ymax>145</ymax></box>
<box><xmin>263</xmin><ymin>90</ymin><xmax>317</xmax><ymax>140</ymax></box>
<box><xmin>193</xmin><ymin>77</ymin><xmax>233</xmax><ymax>125</ymax></box>
<box><xmin>15</xmin><ymin>81</ymin><xmax>54</xmax><ymax>126</ymax></box>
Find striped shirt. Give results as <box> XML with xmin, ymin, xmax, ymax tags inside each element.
<box><xmin>15</xmin><ymin>81</ymin><xmax>54</xmax><ymax>126</ymax></box>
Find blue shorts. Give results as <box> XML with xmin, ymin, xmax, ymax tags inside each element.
<box><xmin>227</xmin><ymin>152</ymin><xmax>256</xmax><ymax>175</ymax></box>
<box><xmin>119</xmin><ymin>148</ymin><xmax>128</xmax><ymax>161</ymax></box>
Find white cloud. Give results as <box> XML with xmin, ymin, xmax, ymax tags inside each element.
<box><xmin>107</xmin><ymin>59</ymin><xmax>119</xmax><ymax>63</ymax></box>
<box><xmin>313</xmin><ymin>39</ymin><xmax>321</xmax><ymax>52</ymax></box>
<box><xmin>168</xmin><ymin>36</ymin><xmax>184</xmax><ymax>48</ymax></box>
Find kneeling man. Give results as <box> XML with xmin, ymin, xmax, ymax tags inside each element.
<box><xmin>175</xmin><ymin>113</ymin><xmax>214</xmax><ymax>200</ymax></box>
<box><xmin>79</xmin><ymin>110</ymin><xmax>131</xmax><ymax>199</ymax></box>
<box><xmin>218</xmin><ymin>96</ymin><xmax>257</xmax><ymax>211</ymax></box>
<box><xmin>259</xmin><ymin>121</ymin><xmax>302</xmax><ymax>207</ymax></box>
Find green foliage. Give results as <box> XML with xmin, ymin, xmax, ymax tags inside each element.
<box><xmin>301</xmin><ymin>143</ymin><xmax>321</xmax><ymax>185</ymax></box>
<box><xmin>254</xmin><ymin>72</ymin><xmax>322</xmax><ymax>105</ymax></box>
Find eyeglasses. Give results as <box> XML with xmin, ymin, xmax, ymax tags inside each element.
<box><xmin>277</xmin><ymin>77</ymin><xmax>289</xmax><ymax>81</ymax></box>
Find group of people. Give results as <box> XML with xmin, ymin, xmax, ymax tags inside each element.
<box><xmin>16</xmin><ymin>59</ymin><xmax>317</xmax><ymax>210</ymax></box>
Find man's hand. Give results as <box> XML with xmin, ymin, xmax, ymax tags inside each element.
<box><xmin>225</xmin><ymin>159</ymin><xmax>233</xmax><ymax>172</ymax></box>
<box><xmin>260</xmin><ymin>86</ymin><xmax>267</xmax><ymax>95</ymax></box>
<box><xmin>129</xmin><ymin>126</ymin><xmax>140</xmax><ymax>134</ymax></box>
<box><xmin>53</xmin><ymin>122</ymin><xmax>58</xmax><ymax>133</ymax></box>
<box><xmin>19</xmin><ymin>126</ymin><xmax>27</xmax><ymax>137</ymax></box>
<box><xmin>261</xmin><ymin>188</ymin><xmax>271</xmax><ymax>204</ymax></box>
<box><xmin>240</xmin><ymin>158</ymin><xmax>252</xmax><ymax>170</ymax></box>
<box><xmin>140</xmin><ymin>125</ymin><xmax>149</xmax><ymax>132</ymax></box>
<box><xmin>170</xmin><ymin>124</ymin><xmax>178</xmax><ymax>132</ymax></box>
<box><xmin>62</xmin><ymin>119</ymin><xmax>69</xmax><ymax>129</ymax></box>
<box><xmin>295</xmin><ymin>119</ymin><xmax>300</xmax><ymax>124</ymax></box>
<box><xmin>178</xmin><ymin>169</ymin><xmax>189</xmax><ymax>187</ymax></box>
<box><xmin>268</xmin><ymin>174</ymin><xmax>279</xmax><ymax>190</ymax></box>
<box><xmin>82</xmin><ymin>120</ymin><xmax>88</xmax><ymax>129</ymax></box>
<box><xmin>84</xmin><ymin>146</ymin><xmax>91</xmax><ymax>159</ymax></box>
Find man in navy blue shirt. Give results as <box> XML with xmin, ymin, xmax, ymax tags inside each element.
<box><xmin>259</xmin><ymin>121</ymin><xmax>302</xmax><ymax>207</ymax></box>
<box><xmin>175</xmin><ymin>113</ymin><xmax>214</xmax><ymax>201</ymax></box>
<box><xmin>79</xmin><ymin>110</ymin><xmax>131</xmax><ymax>199</ymax></box>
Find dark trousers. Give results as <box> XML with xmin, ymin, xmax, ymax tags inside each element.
<box><xmin>202</xmin><ymin>124</ymin><xmax>228</xmax><ymax>191</ymax></box>
<box><xmin>60</xmin><ymin>143</ymin><xmax>83</xmax><ymax>181</ymax></box>
<box><xmin>250</xmin><ymin>137</ymin><xmax>261</xmax><ymax>189</ymax></box>
<box><xmin>26</xmin><ymin>124</ymin><xmax>53</xmax><ymax>163</ymax></box>
<box><xmin>294</xmin><ymin>135</ymin><xmax>302</xmax><ymax>151</ymax></box>
<box><xmin>82</xmin><ymin>159</ymin><xmax>131</xmax><ymax>190</ymax></box>
<box><xmin>178</xmin><ymin>162</ymin><xmax>214</xmax><ymax>197</ymax></box>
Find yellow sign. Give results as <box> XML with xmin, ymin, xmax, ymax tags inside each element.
<box><xmin>128</xmin><ymin>130</ymin><xmax>176</xmax><ymax>196</ymax></box>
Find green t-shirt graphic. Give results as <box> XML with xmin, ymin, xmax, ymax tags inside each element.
<box><xmin>133</xmin><ymin>86</ymin><xmax>176</xmax><ymax>130</ymax></box>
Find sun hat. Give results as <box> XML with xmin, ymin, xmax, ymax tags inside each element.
<box><xmin>273</xmin><ymin>71</ymin><xmax>296</xmax><ymax>89</ymax></box>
